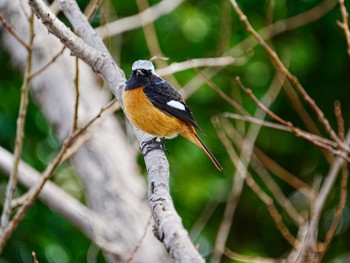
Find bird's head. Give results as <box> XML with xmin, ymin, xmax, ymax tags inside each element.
<box><xmin>132</xmin><ymin>60</ymin><xmax>156</xmax><ymax>76</ymax></box>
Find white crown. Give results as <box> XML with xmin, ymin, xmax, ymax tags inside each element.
<box><xmin>132</xmin><ymin>60</ymin><xmax>155</xmax><ymax>72</ymax></box>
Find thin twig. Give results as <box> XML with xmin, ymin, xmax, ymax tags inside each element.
<box><xmin>96</xmin><ymin>0</ymin><xmax>184</xmax><ymax>38</ymax></box>
<box><xmin>282</xmin><ymin>81</ymin><xmax>333</xmax><ymax>164</ymax></box>
<box><xmin>0</xmin><ymin>12</ymin><xmax>35</xmax><ymax>233</ymax></box>
<box><xmin>210</xmin><ymin>116</ymin><xmax>244</xmax><ymax>263</ymax></box>
<box><xmin>61</xmin><ymin>99</ymin><xmax>119</xmax><ymax>162</ymax></box>
<box><xmin>287</xmin><ymin>222</ymin><xmax>309</xmax><ymax>262</ymax></box>
<box><xmin>318</xmin><ymin>102</ymin><xmax>348</xmax><ymax>260</ymax></box>
<box><xmin>182</xmin><ymin>0</ymin><xmax>337</xmax><ymax>98</ymax></box>
<box><xmin>237</xmin><ymin>77</ymin><xmax>350</xmax><ymax>162</ymax></box>
<box><xmin>189</xmin><ymin>195</ymin><xmax>221</xmax><ymax>241</ymax></box>
<box><xmin>195</xmin><ymin>69</ymin><xmax>245</xmax><ymax>113</ymax></box>
<box><xmin>0</xmin><ymin>99</ymin><xmax>118</xmax><ymax>251</ymax></box>
<box><xmin>230</xmin><ymin>0</ymin><xmax>348</xmax><ymax>153</ymax></box>
<box><xmin>211</xmin><ymin>71</ymin><xmax>285</xmax><ymax>262</ymax></box>
<box><xmin>0</xmin><ymin>13</ymin><xmax>31</xmax><ymax>50</ymax></box>
<box><xmin>32</xmin><ymin>251</ymin><xmax>39</xmax><ymax>263</ymax></box>
<box><xmin>0</xmin><ymin>141</ymin><xmax>69</xmax><ymax>252</ymax></box>
<box><xmin>223</xmin><ymin>115</ymin><xmax>314</xmax><ymax>213</ymax></box>
<box><xmin>84</xmin><ymin>0</ymin><xmax>102</xmax><ymax>21</ymax></box>
<box><xmin>216</xmin><ymin>0</ymin><xmax>232</xmax><ymax>55</ymax></box>
<box><xmin>245</xmin><ymin>174</ymin><xmax>297</xmax><ymax>246</ymax></box>
<box><xmin>253</xmin><ymin>147</ymin><xmax>315</xmax><ymax>199</ymax></box>
<box><xmin>338</xmin><ymin>0</ymin><xmax>350</xmax><ymax>57</ymax></box>
<box><xmin>156</xmin><ymin>57</ymin><xmax>238</xmax><ymax>76</ymax></box>
<box><xmin>124</xmin><ymin>215</ymin><xmax>152</xmax><ymax>263</ymax></box>
<box><xmin>223</xmin><ymin>113</ymin><xmax>338</xmax><ymax>151</ymax></box>
<box><xmin>303</xmin><ymin>130</ymin><xmax>350</xmax><ymax>261</ymax></box>
<box><xmin>319</xmin><ymin>162</ymin><xmax>348</xmax><ymax>260</ymax></box>
<box><xmin>224</xmin><ymin>247</ymin><xmax>283</xmax><ymax>263</ymax></box>
<box><xmin>334</xmin><ymin>101</ymin><xmax>345</xmax><ymax>142</ymax></box>
<box><xmin>72</xmin><ymin>56</ymin><xmax>80</xmax><ymax>131</ymax></box>
<box><xmin>28</xmin><ymin>46</ymin><xmax>66</xmax><ymax>79</ymax></box>
<box><xmin>221</xmin><ymin>115</ymin><xmax>304</xmax><ymax>225</ymax></box>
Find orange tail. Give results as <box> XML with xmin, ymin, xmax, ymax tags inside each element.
<box><xmin>182</xmin><ymin>128</ymin><xmax>223</xmax><ymax>171</ymax></box>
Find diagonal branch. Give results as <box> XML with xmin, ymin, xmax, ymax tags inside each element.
<box><xmin>302</xmin><ymin>129</ymin><xmax>350</xmax><ymax>261</ymax></box>
<box><xmin>0</xmin><ymin>147</ymin><xmax>125</xmax><ymax>255</ymax></box>
<box><xmin>0</xmin><ymin>13</ymin><xmax>32</xmax><ymax>50</ymax></box>
<box><xmin>0</xmin><ymin>12</ymin><xmax>35</xmax><ymax>233</ymax></box>
<box><xmin>237</xmin><ymin>77</ymin><xmax>350</xmax><ymax>162</ymax></box>
<box><xmin>96</xmin><ymin>0</ymin><xmax>184</xmax><ymax>39</ymax></box>
<box><xmin>338</xmin><ymin>0</ymin><xmax>350</xmax><ymax>57</ymax></box>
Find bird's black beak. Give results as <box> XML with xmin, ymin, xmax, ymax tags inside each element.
<box><xmin>136</xmin><ymin>69</ymin><xmax>144</xmax><ymax>76</ymax></box>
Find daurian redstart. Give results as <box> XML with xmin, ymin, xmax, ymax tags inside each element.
<box><xmin>124</xmin><ymin>60</ymin><xmax>222</xmax><ymax>171</ymax></box>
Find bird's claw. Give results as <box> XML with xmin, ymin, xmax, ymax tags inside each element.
<box><xmin>141</xmin><ymin>137</ymin><xmax>167</xmax><ymax>156</ymax></box>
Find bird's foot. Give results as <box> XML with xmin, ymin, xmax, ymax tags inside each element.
<box><xmin>141</xmin><ymin>137</ymin><xmax>167</xmax><ymax>156</ymax></box>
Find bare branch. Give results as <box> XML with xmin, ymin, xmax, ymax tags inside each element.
<box><xmin>211</xmin><ymin>116</ymin><xmax>243</xmax><ymax>263</ymax></box>
<box><xmin>282</xmin><ymin>81</ymin><xmax>333</xmax><ymax>164</ymax></box>
<box><xmin>211</xmin><ymin>70</ymin><xmax>285</xmax><ymax>263</ymax></box>
<box><xmin>224</xmin><ymin>247</ymin><xmax>283</xmax><ymax>263</ymax></box>
<box><xmin>156</xmin><ymin>57</ymin><xmax>238</xmax><ymax>76</ymax></box>
<box><xmin>320</xmin><ymin>162</ymin><xmax>348</xmax><ymax>260</ymax></box>
<box><xmin>237</xmin><ymin>77</ymin><xmax>350</xmax><ymax>161</ymax></box>
<box><xmin>0</xmin><ymin>13</ymin><xmax>31</xmax><ymax>50</ymax></box>
<box><xmin>315</xmin><ymin>104</ymin><xmax>348</xmax><ymax>260</ymax></box>
<box><xmin>28</xmin><ymin>46</ymin><xmax>66</xmax><ymax>79</ymax></box>
<box><xmin>246</xmin><ymin>175</ymin><xmax>297</xmax><ymax>246</ymax></box>
<box><xmin>0</xmin><ymin>12</ymin><xmax>35</xmax><ymax>234</ymax></box>
<box><xmin>72</xmin><ymin>56</ymin><xmax>80</xmax><ymax>131</ymax></box>
<box><xmin>96</xmin><ymin>0</ymin><xmax>184</xmax><ymax>39</ymax></box>
<box><xmin>0</xmin><ymin>140</ymin><xmax>69</xmax><ymax>252</ymax></box>
<box><xmin>195</xmin><ymin>70</ymin><xmax>245</xmax><ymax>113</ymax></box>
<box><xmin>182</xmin><ymin>0</ymin><xmax>337</xmax><ymax>98</ymax></box>
<box><xmin>124</xmin><ymin>215</ymin><xmax>153</xmax><ymax>263</ymax></box>
<box><xmin>338</xmin><ymin>0</ymin><xmax>350</xmax><ymax>57</ymax></box>
<box><xmin>253</xmin><ymin>147</ymin><xmax>316</xmax><ymax>199</ymax></box>
<box><xmin>32</xmin><ymin>251</ymin><xmax>39</xmax><ymax>263</ymax></box>
<box><xmin>223</xmin><ymin>113</ymin><xmax>338</xmax><ymax>152</ymax></box>
<box><xmin>0</xmin><ymin>146</ymin><xmax>125</xmax><ymax>255</ymax></box>
<box><xmin>84</xmin><ymin>0</ymin><xmax>102</xmax><ymax>21</ymax></box>
<box><xmin>302</xmin><ymin>130</ymin><xmax>350</xmax><ymax>261</ymax></box>
<box><xmin>229</xmin><ymin>0</ymin><xmax>348</xmax><ymax>153</ymax></box>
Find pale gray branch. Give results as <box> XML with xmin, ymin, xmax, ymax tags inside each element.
<box><xmin>0</xmin><ymin>147</ymin><xmax>124</xmax><ymax>255</ymax></box>
<box><xmin>96</xmin><ymin>0</ymin><xmax>184</xmax><ymax>39</ymax></box>
<box><xmin>156</xmin><ymin>57</ymin><xmax>237</xmax><ymax>76</ymax></box>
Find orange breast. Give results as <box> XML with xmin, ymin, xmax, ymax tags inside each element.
<box><xmin>123</xmin><ymin>87</ymin><xmax>187</xmax><ymax>138</ymax></box>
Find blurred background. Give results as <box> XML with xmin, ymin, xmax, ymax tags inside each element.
<box><xmin>1</xmin><ymin>0</ymin><xmax>350</xmax><ymax>262</ymax></box>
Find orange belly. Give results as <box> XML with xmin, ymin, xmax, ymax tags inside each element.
<box><xmin>123</xmin><ymin>87</ymin><xmax>187</xmax><ymax>138</ymax></box>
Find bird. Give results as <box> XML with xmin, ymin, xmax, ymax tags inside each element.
<box><xmin>123</xmin><ymin>60</ymin><xmax>223</xmax><ymax>171</ymax></box>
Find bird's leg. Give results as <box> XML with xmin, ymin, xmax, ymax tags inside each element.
<box><xmin>141</xmin><ymin>137</ymin><xmax>167</xmax><ymax>156</ymax></box>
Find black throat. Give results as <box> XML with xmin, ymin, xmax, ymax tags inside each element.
<box><xmin>125</xmin><ymin>69</ymin><xmax>161</xmax><ymax>90</ymax></box>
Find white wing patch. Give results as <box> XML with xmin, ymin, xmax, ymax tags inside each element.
<box><xmin>167</xmin><ymin>100</ymin><xmax>186</xmax><ymax>111</ymax></box>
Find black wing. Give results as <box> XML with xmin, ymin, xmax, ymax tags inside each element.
<box><xmin>143</xmin><ymin>80</ymin><xmax>204</xmax><ymax>134</ymax></box>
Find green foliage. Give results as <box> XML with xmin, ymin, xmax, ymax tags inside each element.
<box><xmin>1</xmin><ymin>0</ymin><xmax>350</xmax><ymax>262</ymax></box>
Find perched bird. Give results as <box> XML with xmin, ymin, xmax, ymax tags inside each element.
<box><xmin>123</xmin><ymin>60</ymin><xmax>222</xmax><ymax>171</ymax></box>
